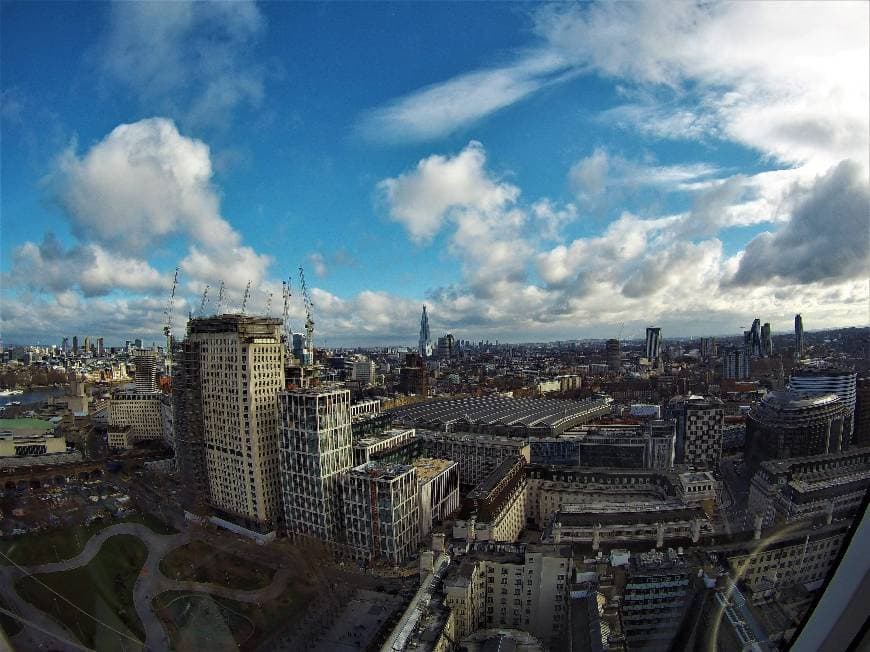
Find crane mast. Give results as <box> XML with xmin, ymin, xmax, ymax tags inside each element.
<box><xmin>240</xmin><ymin>280</ymin><xmax>252</xmax><ymax>314</ymax></box>
<box><xmin>298</xmin><ymin>266</ymin><xmax>314</xmax><ymax>365</ymax></box>
<box><xmin>198</xmin><ymin>285</ymin><xmax>210</xmax><ymax>317</ymax></box>
<box><xmin>163</xmin><ymin>266</ymin><xmax>179</xmax><ymax>379</ymax></box>
<box><xmin>216</xmin><ymin>280</ymin><xmax>225</xmax><ymax>315</ymax></box>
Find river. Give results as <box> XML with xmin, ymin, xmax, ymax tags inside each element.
<box><xmin>0</xmin><ymin>386</ymin><xmax>67</xmax><ymax>407</ymax></box>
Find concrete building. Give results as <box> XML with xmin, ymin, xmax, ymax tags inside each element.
<box><xmin>605</xmin><ymin>338</ymin><xmax>621</xmax><ymax>373</ymax></box>
<box><xmin>723</xmin><ymin>348</ymin><xmax>751</xmax><ymax>380</ymax></box>
<box><xmin>108</xmin><ymin>390</ymin><xmax>162</xmax><ymax>449</ymax></box>
<box><xmin>176</xmin><ymin>315</ymin><xmax>286</xmax><ymax>536</ymax></box>
<box><xmin>667</xmin><ymin>395</ymin><xmax>724</xmax><ymax>469</ymax></box>
<box><xmin>435</xmin><ymin>333</ymin><xmax>455</xmax><ymax>359</ymax></box>
<box><xmin>555</xmin><ymin>420</ymin><xmax>676</xmax><ymax>470</ymax></box>
<box><xmin>761</xmin><ymin>322</ymin><xmax>773</xmax><ymax>357</ymax></box>
<box><xmin>352</xmin><ymin>427</ymin><xmax>418</xmax><ymax>466</ymax></box>
<box><xmin>794</xmin><ymin>313</ymin><xmax>804</xmax><ymax>359</ymax></box>
<box><xmin>418</xmin><ymin>304</ymin><xmax>432</xmax><ymax>358</ymax></box>
<box><xmin>453</xmin><ymin>456</ymin><xmax>527</xmax><ymax>543</ymax></box>
<box><xmin>700</xmin><ymin>337</ymin><xmax>717</xmax><ymax>360</ymax></box>
<box><xmin>675</xmin><ymin>471</ymin><xmax>717</xmax><ymax>513</ymax></box>
<box><xmin>745</xmin><ymin>391</ymin><xmax>850</xmax><ymax>471</ymax></box>
<box><xmin>854</xmin><ymin>377</ymin><xmax>870</xmax><ymax>447</ymax></box>
<box><xmin>442</xmin><ymin>544</ymin><xmax>574</xmax><ymax>648</ymax></box>
<box><xmin>416</xmin><ymin>430</ymin><xmax>531</xmax><ymax>487</ymax></box>
<box><xmin>279</xmin><ymin>385</ymin><xmax>353</xmax><ymax>543</ymax></box>
<box><xmin>748</xmin><ymin>448</ymin><xmax>870</xmax><ymax>527</ymax></box>
<box><xmin>344</xmin><ymin>461</ymin><xmax>420</xmax><ymax>565</ymax></box>
<box><xmin>414</xmin><ymin>457</ymin><xmax>460</xmax><ymax>539</ymax></box>
<box><xmin>351</xmin><ymin>358</ymin><xmax>377</xmax><ymax>385</ymax></box>
<box><xmin>620</xmin><ymin>549</ymin><xmax>694</xmax><ymax>651</ymax></box>
<box><xmin>0</xmin><ymin>419</ymin><xmax>65</xmax><ymax>456</ymax></box>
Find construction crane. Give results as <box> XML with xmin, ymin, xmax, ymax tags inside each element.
<box><xmin>298</xmin><ymin>266</ymin><xmax>314</xmax><ymax>363</ymax></box>
<box><xmin>265</xmin><ymin>291</ymin><xmax>273</xmax><ymax>316</ymax></box>
<box><xmin>198</xmin><ymin>285</ymin><xmax>210</xmax><ymax>317</ymax></box>
<box><xmin>216</xmin><ymin>280</ymin><xmax>225</xmax><ymax>314</ymax></box>
<box><xmin>163</xmin><ymin>266</ymin><xmax>180</xmax><ymax>379</ymax></box>
<box><xmin>240</xmin><ymin>280</ymin><xmax>252</xmax><ymax>314</ymax></box>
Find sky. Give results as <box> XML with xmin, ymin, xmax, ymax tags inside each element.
<box><xmin>1</xmin><ymin>1</ymin><xmax>868</xmax><ymax>347</ymax></box>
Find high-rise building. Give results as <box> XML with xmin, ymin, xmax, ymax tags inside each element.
<box><xmin>854</xmin><ymin>377</ymin><xmax>870</xmax><ymax>447</ymax></box>
<box><xmin>745</xmin><ymin>391</ymin><xmax>850</xmax><ymax>471</ymax></box>
<box><xmin>72</xmin><ymin>336</ymin><xmax>78</xmax><ymax>354</ymax></box>
<box><xmin>761</xmin><ymin>322</ymin><xmax>773</xmax><ymax>357</ymax></box>
<box><xmin>700</xmin><ymin>337</ymin><xmax>717</xmax><ymax>360</ymax></box>
<box><xmin>133</xmin><ymin>338</ymin><xmax>143</xmax><ymax>349</ymax></box>
<box><xmin>435</xmin><ymin>333</ymin><xmax>455</xmax><ymax>359</ymax></box>
<box><xmin>351</xmin><ymin>358</ymin><xmax>376</xmax><ymax>385</ymax></box>
<box><xmin>97</xmin><ymin>337</ymin><xmax>104</xmax><ymax>357</ymax></box>
<box><xmin>749</xmin><ymin>318</ymin><xmax>762</xmax><ymax>357</ymax></box>
<box><xmin>176</xmin><ymin>315</ymin><xmax>286</xmax><ymax>535</ymax></box>
<box><xmin>606</xmin><ymin>338</ymin><xmax>621</xmax><ymax>372</ymax></box>
<box><xmin>279</xmin><ymin>385</ymin><xmax>353</xmax><ymax>543</ymax></box>
<box><xmin>83</xmin><ymin>336</ymin><xmax>91</xmax><ymax>354</ymax></box>
<box><xmin>645</xmin><ymin>327</ymin><xmax>662</xmax><ymax>363</ymax></box>
<box><xmin>667</xmin><ymin>396</ymin><xmax>724</xmax><ymax>468</ymax></box>
<box><xmin>61</xmin><ymin>337</ymin><xmax>69</xmax><ymax>352</ymax></box>
<box><xmin>133</xmin><ymin>350</ymin><xmax>158</xmax><ymax>393</ymax></box>
<box><xmin>795</xmin><ymin>313</ymin><xmax>804</xmax><ymax>359</ymax></box>
<box><xmin>344</xmin><ymin>461</ymin><xmax>420</xmax><ymax>564</ymax></box>
<box><xmin>418</xmin><ymin>305</ymin><xmax>432</xmax><ymax>358</ymax></box>
<box><xmin>723</xmin><ymin>348</ymin><xmax>750</xmax><ymax>379</ymax></box>
<box><xmin>789</xmin><ymin>365</ymin><xmax>857</xmax><ymax>432</ymax></box>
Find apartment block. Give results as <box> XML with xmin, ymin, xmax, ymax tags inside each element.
<box><xmin>668</xmin><ymin>396</ymin><xmax>724</xmax><ymax>468</ymax></box>
<box><xmin>414</xmin><ymin>457</ymin><xmax>460</xmax><ymax>539</ymax></box>
<box><xmin>279</xmin><ymin>385</ymin><xmax>353</xmax><ymax>543</ymax></box>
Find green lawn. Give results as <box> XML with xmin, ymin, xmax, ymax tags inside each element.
<box><xmin>0</xmin><ymin>512</ymin><xmax>176</xmax><ymax>567</ymax></box>
<box><xmin>15</xmin><ymin>534</ymin><xmax>147</xmax><ymax>649</ymax></box>
<box><xmin>154</xmin><ymin>580</ymin><xmax>313</xmax><ymax>650</ymax></box>
<box><xmin>160</xmin><ymin>540</ymin><xmax>275</xmax><ymax>590</ymax></box>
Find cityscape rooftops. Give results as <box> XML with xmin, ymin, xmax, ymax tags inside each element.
<box><xmin>0</xmin><ymin>418</ymin><xmax>56</xmax><ymax>436</ymax></box>
<box><xmin>350</xmin><ymin>461</ymin><xmax>414</xmax><ymax>480</ymax></box>
<box><xmin>413</xmin><ymin>457</ymin><xmax>456</xmax><ymax>483</ymax></box>
<box><xmin>755</xmin><ymin>390</ymin><xmax>841</xmax><ymax>411</ymax></box>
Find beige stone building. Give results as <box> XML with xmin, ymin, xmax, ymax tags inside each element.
<box><xmin>453</xmin><ymin>456</ymin><xmax>526</xmax><ymax>543</ymax></box>
<box><xmin>108</xmin><ymin>390</ymin><xmax>162</xmax><ymax>449</ymax></box>
<box><xmin>181</xmin><ymin>315</ymin><xmax>285</xmax><ymax>534</ymax></box>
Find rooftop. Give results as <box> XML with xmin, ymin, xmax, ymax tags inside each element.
<box><xmin>0</xmin><ymin>418</ymin><xmax>56</xmax><ymax>435</ymax></box>
<box><xmin>413</xmin><ymin>457</ymin><xmax>457</xmax><ymax>483</ymax></box>
<box><xmin>350</xmin><ymin>461</ymin><xmax>414</xmax><ymax>480</ymax></box>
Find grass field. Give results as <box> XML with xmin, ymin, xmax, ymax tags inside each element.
<box><xmin>15</xmin><ymin>534</ymin><xmax>148</xmax><ymax>649</ymax></box>
<box><xmin>160</xmin><ymin>540</ymin><xmax>275</xmax><ymax>590</ymax></box>
<box><xmin>0</xmin><ymin>511</ymin><xmax>176</xmax><ymax>567</ymax></box>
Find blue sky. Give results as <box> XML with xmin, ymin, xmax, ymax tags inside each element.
<box><xmin>1</xmin><ymin>1</ymin><xmax>868</xmax><ymax>346</ymax></box>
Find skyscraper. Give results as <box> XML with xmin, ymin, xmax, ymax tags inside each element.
<box><xmin>72</xmin><ymin>335</ymin><xmax>79</xmax><ymax>354</ymax></box>
<box><xmin>761</xmin><ymin>322</ymin><xmax>773</xmax><ymax>357</ymax></box>
<box><xmin>645</xmin><ymin>327</ymin><xmax>662</xmax><ymax>363</ymax></box>
<box><xmin>279</xmin><ymin>385</ymin><xmax>353</xmax><ymax>543</ymax></box>
<box><xmin>795</xmin><ymin>313</ymin><xmax>804</xmax><ymax>359</ymax></box>
<box><xmin>97</xmin><ymin>337</ymin><xmax>104</xmax><ymax>357</ymax></box>
<box><xmin>667</xmin><ymin>396</ymin><xmax>725</xmax><ymax>469</ymax></box>
<box><xmin>175</xmin><ymin>315</ymin><xmax>286</xmax><ymax>535</ymax></box>
<box><xmin>723</xmin><ymin>349</ymin><xmax>750</xmax><ymax>379</ymax></box>
<box><xmin>749</xmin><ymin>318</ymin><xmax>762</xmax><ymax>357</ymax></box>
<box><xmin>790</xmin><ymin>365</ymin><xmax>858</xmax><ymax>435</ymax></box>
<box><xmin>133</xmin><ymin>350</ymin><xmax>158</xmax><ymax>393</ymax></box>
<box><xmin>606</xmin><ymin>338</ymin><xmax>621</xmax><ymax>372</ymax></box>
<box><xmin>418</xmin><ymin>305</ymin><xmax>432</xmax><ymax>358</ymax></box>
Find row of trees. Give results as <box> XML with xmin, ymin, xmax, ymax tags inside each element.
<box><xmin>0</xmin><ymin>368</ymin><xmax>69</xmax><ymax>389</ymax></box>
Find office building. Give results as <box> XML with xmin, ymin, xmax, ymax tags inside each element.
<box><xmin>555</xmin><ymin>420</ymin><xmax>677</xmax><ymax>470</ymax></box>
<box><xmin>667</xmin><ymin>396</ymin><xmax>724</xmax><ymax>469</ymax></box>
<box><xmin>108</xmin><ymin>390</ymin><xmax>162</xmax><ymax>449</ymax></box>
<box><xmin>453</xmin><ymin>456</ymin><xmax>527</xmax><ymax>543</ymax></box>
<box><xmin>645</xmin><ymin>327</ymin><xmax>662</xmax><ymax>363</ymax></box>
<box><xmin>418</xmin><ymin>304</ymin><xmax>432</xmax><ymax>358</ymax></box>
<box><xmin>442</xmin><ymin>544</ymin><xmax>574</xmax><ymax>648</ymax></box>
<box><xmin>414</xmin><ymin>457</ymin><xmax>460</xmax><ymax>539</ymax></box>
<box><xmin>416</xmin><ymin>430</ymin><xmax>531</xmax><ymax>486</ymax></box>
<box><xmin>97</xmin><ymin>337</ymin><xmax>104</xmax><ymax>357</ymax></box>
<box><xmin>606</xmin><ymin>338</ymin><xmax>621</xmax><ymax>372</ymax></box>
<box><xmin>620</xmin><ymin>550</ymin><xmax>693</xmax><ymax>651</ymax></box>
<box><xmin>344</xmin><ymin>461</ymin><xmax>420</xmax><ymax>565</ymax></box>
<box><xmin>789</xmin><ymin>365</ymin><xmax>857</xmax><ymax>430</ymax></box>
<box><xmin>700</xmin><ymin>337</ymin><xmax>717</xmax><ymax>360</ymax></box>
<box><xmin>174</xmin><ymin>339</ymin><xmax>209</xmax><ymax>501</ymax></box>
<box><xmin>351</xmin><ymin>358</ymin><xmax>376</xmax><ymax>385</ymax></box>
<box><xmin>748</xmin><ymin>448</ymin><xmax>870</xmax><ymax>527</ymax></box>
<box><xmin>749</xmin><ymin>318</ymin><xmax>762</xmax><ymax>357</ymax></box>
<box><xmin>133</xmin><ymin>349</ymin><xmax>158</xmax><ymax>392</ymax></box>
<box><xmin>72</xmin><ymin>335</ymin><xmax>78</xmax><ymax>354</ymax></box>
<box><xmin>435</xmin><ymin>333</ymin><xmax>455</xmax><ymax>359</ymax></box>
<box><xmin>795</xmin><ymin>313</ymin><xmax>804</xmax><ymax>359</ymax></box>
<box><xmin>279</xmin><ymin>385</ymin><xmax>353</xmax><ymax>543</ymax></box>
<box><xmin>761</xmin><ymin>322</ymin><xmax>773</xmax><ymax>357</ymax></box>
<box><xmin>176</xmin><ymin>315</ymin><xmax>286</xmax><ymax>535</ymax></box>
<box><xmin>723</xmin><ymin>348</ymin><xmax>751</xmax><ymax>379</ymax></box>
<box><xmin>745</xmin><ymin>391</ymin><xmax>850</xmax><ymax>471</ymax></box>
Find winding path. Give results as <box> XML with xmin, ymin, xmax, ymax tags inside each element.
<box><xmin>0</xmin><ymin>523</ymin><xmax>290</xmax><ymax>651</ymax></box>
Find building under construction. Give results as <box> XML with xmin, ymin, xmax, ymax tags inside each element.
<box><xmin>173</xmin><ymin>314</ymin><xmax>285</xmax><ymax>537</ymax></box>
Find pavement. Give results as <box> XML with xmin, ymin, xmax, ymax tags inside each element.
<box><xmin>0</xmin><ymin>522</ymin><xmax>293</xmax><ymax>652</ymax></box>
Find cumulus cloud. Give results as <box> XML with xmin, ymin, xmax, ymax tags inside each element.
<box><xmin>378</xmin><ymin>141</ymin><xmax>520</xmax><ymax>242</ymax></box>
<box><xmin>730</xmin><ymin>160</ymin><xmax>870</xmax><ymax>286</ymax></box>
<box><xmin>99</xmin><ymin>1</ymin><xmax>266</xmax><ymax>127</ymax></box>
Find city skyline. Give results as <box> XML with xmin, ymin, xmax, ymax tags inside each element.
<box><xmin>2</xmin><ymin>2</ymin><xmax>869</xmax><ymax>346</ymax></box>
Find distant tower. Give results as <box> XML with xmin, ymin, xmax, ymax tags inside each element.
<box><xmin>418</xmin><ymin>305</ymin><xmax>432</xmax><ymax>358</ymax></box>
<box><xmin>761</xmin><ymin>323</ymin><xmax>773</xmax><ymax>357</ymax></box>
<box><xmin>749</xmin><ymin>318</ymin><xmax>762</xmax><ymax>357</ymax></box>
<box><xmin>72</xmin><ymin>336</ymin><xmax>79</xmax><ymax>354</ymax></box>
<box><xmin>645</xmin><ymin>327</ymin><xmax>662</xmax><ymax>363</ymax></box>
<box><xmin>606</xmin><ymin>339</ymin><xmax>621</xmax><ymax>372</ymax></box>
<box><xmin>97</xmin><ymin>337</ymin><xmax>105</xmax><ymax>357</ymax></box>
<box><xmin>61</xmin><ymin>337</ymin><xmax>69</xmax><ymax>352</ymax></box>
<box><xmin>133</xmin><ymin>350</ymin><xmax>158</xmax><ymax>393</ymax></box>
<box><xmin>795</xmin><ymin>314</ymin><xmax>804</xmax><ymax>359</ymax></box>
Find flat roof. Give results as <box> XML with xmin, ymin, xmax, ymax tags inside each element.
<box><xmin>413</xmin><ymin>457</ymin><xmax>456</xmax><ymax>483</ymax></box>
<box><xmin>0</xmin><ymin>418</ymin><xmax>55</xmax><ymax>434</ymax></box>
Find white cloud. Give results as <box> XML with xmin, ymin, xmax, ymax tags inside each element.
<box><xmin>100</xmin><ymin>1</ymin><xmax>266</xmax><ymax>127</ymax></box>
<box><xmin>308</xmin><ymin>252</ymin><xmax>328</xmax><ymax>277</ymax></box>
<box><xmin>378</xmin><ymin>141</ymin><xmax>519</xmax><ymax>242</ymax></box>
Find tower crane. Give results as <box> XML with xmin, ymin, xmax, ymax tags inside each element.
<box><xmin>241</xmin><ymin>280</ymin><xmax>252</xmax><ymax>314</ymax></box>
<box><xmin>216</xmin><ymin>280</ymin><xmax>225</xmax><ymax>314</ymax></box>
<box><xmin>298</xmin><ymin>266</ymin><xmax>314</xmax><ymax>363</ymax></box>
<box><xmin>265</xmin><ymin>291</ymin><xmax>273</xmax><ymax>316</ymax></box>
<box><xmin>198</xmin><ymin>285</ymin><xmax>210</xmax><ymax>317</ymax></box>
<box><xmin>282</xmin><ymin>278</ymin><xmax>293</xmax><ymax>341</ymax></box>
<box><xmin>163</xmin><ymin>266</ymin><xmax>180</xmax><ymax>379</ymax></box>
